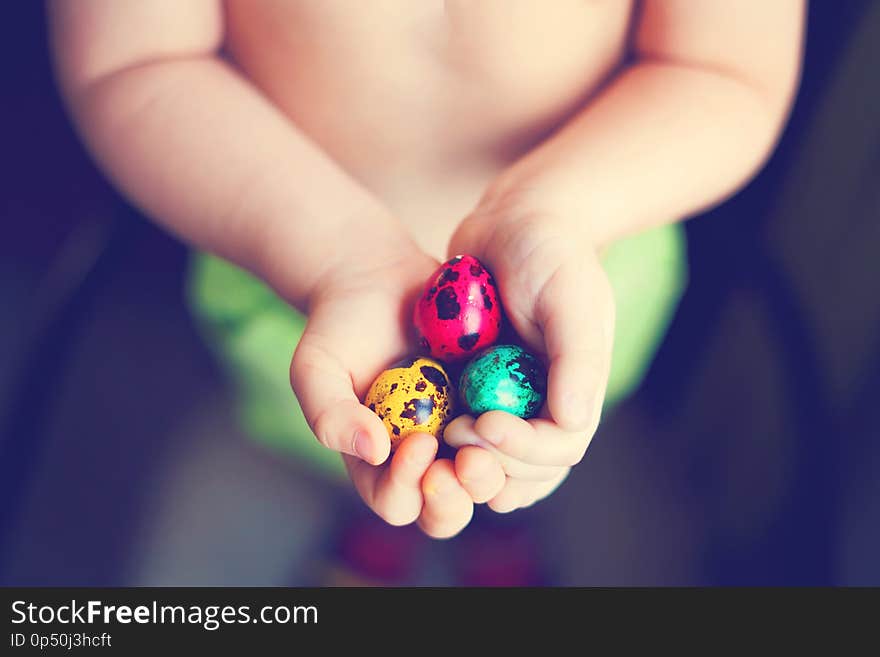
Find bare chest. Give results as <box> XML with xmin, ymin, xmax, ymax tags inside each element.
<box><xmin>223</xmin><ymin>1</ymin><xmax>633</xmax><ymax>253</ymax></box>
<box><xmin>225</xmin><ymin>1</ymin><xmax>631</xmax><ymax>154</ymax></box>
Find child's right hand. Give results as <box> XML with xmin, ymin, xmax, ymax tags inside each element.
<box><xmin>290</xmin><ymin>254</ymin><xmax>497</xmax><ymax>538</ymax></box>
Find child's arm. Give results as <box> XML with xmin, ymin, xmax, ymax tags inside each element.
<box><xmin>447</xmin><ymin>0</ymin><xmax>805</xmax><ymax>512</ymax></box>
<box><xmin>480</xmin><ymin>0</ymin><xmax>805</xmax><ymax>247</ymax></box>
<box><xmin>49</xmin><ymin>0</ymin><xmax>399</xmax><ymax>308</ymax></box>
<box><xmin>49</xmin><ymin>0</ymin><xmax>476</xmax><ymax>538</ymax></box>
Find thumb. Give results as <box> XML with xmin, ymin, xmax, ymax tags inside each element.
<box><xmin>290</xmin><ymin>337</ymin><xmax>391</xmax><ymax>466</ymax></box>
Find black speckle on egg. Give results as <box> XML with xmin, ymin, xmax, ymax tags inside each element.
<box><xmin>448</xmin><ymin>256</ymin><xmax>463</xmax><ymax>265</ymax></box>
<box><xmin>470</xmin><ymin>263</ymin><xmax>483</xmax><ymax>277</ymax></box>
<box><xmin>420</xmin><ymin>365</ymin><xmax>448</xmax><ymax>389</ymax></box>
<box><xmin>438</xmin><ymin>268</ymin><xmax>460</xmax><ymax>285</ymax></box>
<box><xmin>512</xmin><ymin>352</ymin><xmax>547</xmax><ymax>396</ymax></box>
<box><xmin>435</xmin><ymin>287</ymin><xmax>460</xmax><ymax>320</ymax></box>
<box><xmin>415</xmin><ymin>380</ymin><xmax>427</xmax><ymax>392</ymax></box>
<box><xmin>457</xmin><ymin>332</ymin><xmax>480</xmax><ymax>351</ymax></box>
<box><xmin>390</xmin><ymin>383</ymin><xmax>398</xmax><ymax>392</ymax></box>
<box><xmin>391</xmin><ymin>424</ymin><xmax>401</xmax><ymax>436</ymax></box>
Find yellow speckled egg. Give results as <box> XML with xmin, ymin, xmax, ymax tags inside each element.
<box><xmin>364</xmin><ymin>357</ymin><xmax>454</xmax><ymax>449</ymax></box>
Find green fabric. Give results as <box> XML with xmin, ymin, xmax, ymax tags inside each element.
<box><xmin>186</xmin><ymin>222</ymin><xmax>687</xmax><ymax>480</ymax></box>
<box><xmin>602</xmin><ymin>223</ymin><xmax>687</xmax><ymax>404</ymax></box>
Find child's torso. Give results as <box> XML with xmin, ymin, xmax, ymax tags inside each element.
<box><xmin>224</xmin><ymin>0</ymin><xmax>633</xmax><ymax>256</ymax></box>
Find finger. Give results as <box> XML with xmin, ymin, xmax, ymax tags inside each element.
<box><xmin>417</xmin><ymin>459</ymin><xmax>474</xmax><ymax>539</ymax></box>
<box><xmin>454</xmin><ymin>446</ymin><xmax>506</xmax><ymax>503</ymax></box>
<box><xmin>445</xmin><ymin>414</ymin><xmax>569</xmax><ymax>479</ymax></box>
<box><xmin>447</xmin><ymin>208</ymin><xmax>490</xmax><ymax>263</ymax></box>
<box><xmin>477</xmin><ymin>410</ymin><xmax>592</xmax><ymax>468</ymax></box>
<box><xmin>291</xmin><ymin>339</ymin><xmax>390</xmax><ymax>465</ymax></box>
<box><xmin>450</xmin><ymin>213</ymin><xmax>548</xmax><ymax>350</ymax></box>
<box><xmin>488</xmin><ymin>469</ymin><xmax>570</xmax><ymax>514</ymax></box>
<box><xmin>536</xmin><ymin>258</ymin><xmax>614</xmax><ymax>433</ymax></box>
<box><xmin>344</xmin><ymin>432</ymin><xmax>438</xmax><ymax>526</ymax></box>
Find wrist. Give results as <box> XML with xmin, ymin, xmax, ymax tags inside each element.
<box><xmin>475</xmin><ymin>157</ymin><xmax>620</xmax><ymax>251</ymax></box>
<box><xmin>257</xmin><ymin>204</ymin><xmax>424</xmax><ymax>312</ymax></box>
<box><xmin>307</xmin><ymin>236</ymin><xmax>431</xmax><ymax>310</ymax></box>
<box><xmin>462</xmin><ymin>174</ymin><xmax>600</xmax><ymax>258</ymax></box>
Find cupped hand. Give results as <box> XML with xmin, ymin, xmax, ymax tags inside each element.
<box><xmin>289</xmin><ymin>253</ymin><xmax>477</xmax><ymax>538</ymax></box>
<box><xmin>443</xmin><ymin>187</ymin><xmax>616</xmax><ymax>512</ymax></box>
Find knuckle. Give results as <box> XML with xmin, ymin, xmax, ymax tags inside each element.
<box><xmin>498</xmin><ymin>458</ymin><xmax>532</xmax><ymax>480</ymax></box>
<box><xmin>493</xmin><ymin>433</ymin><xmax>534</xmax><ymax>465</ymax></box>
<box><xmin>290</xmin><ymin>339</ymin><xmax>339</xmax><ymax>395</ymax></box>
<box><xmin>288</xmin><ymin>353</ymin><xmax>300</xmax><ymax>393</ymax></box>
<box><xmin>309</xmin><ymin>408</ymin><xmax>334</xmax><ymax>450</ymax></box>
<box><xmin>489</xmin><ymin>473</ymin><xmax>508</xmax><ymax>497</ymax></box>
<box><xmin>289</xmin><ymin>343</ymin><xmax>316</xmax><ymax>394</ymax></box>
<box><xmin>464</xmin><ymin>468</ymin><xmax>506</xmax><ymax>502</ymax></box>
<box><xmin>387</xmin><ymin>464</ymin><xmax>418</xmax><ymax>491</ymax></box>
<box><xmin>490</xmin><ymin>449</ymin><xmax>519</xmax><ymax>474</ymax></box>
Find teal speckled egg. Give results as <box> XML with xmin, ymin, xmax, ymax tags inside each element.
<box><xmin>459</xmin><ymin>344</ymin><xmax>547</xmax><ymax>419</ymax></box>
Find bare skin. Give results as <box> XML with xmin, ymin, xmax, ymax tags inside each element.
<box><xmin>49</xmin><ymin>0</ymin><xmax>804</xmax><ymax>538</ymax></box>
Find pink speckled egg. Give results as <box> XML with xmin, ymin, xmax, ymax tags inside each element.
<box><xmin>413</xmin><ymin>255</ymin><xmax>502</xmax><ymax>363</ymax></box>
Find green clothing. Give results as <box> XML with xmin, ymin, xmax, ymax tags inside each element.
<box><xmin>187</xmin><ymin>223</ymin><xmax>687</xmax><ymax>479</ymax></box>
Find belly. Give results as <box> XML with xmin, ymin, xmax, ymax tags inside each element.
<box><xmin>223</xmin><ymin>0</ymin><xmax>632</xmax><ymax>256</ymax></box>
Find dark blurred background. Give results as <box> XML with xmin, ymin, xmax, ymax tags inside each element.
<box><xmin>1</xmin><ymin>2</ymin><xmax>878</xmax><ymax>586</ymax></box>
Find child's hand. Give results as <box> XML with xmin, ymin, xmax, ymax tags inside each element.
<box><xmin>290</xmin><ymin>255</ymin><xmax>480</xmax><ymax>538</ymax></box>
<box><xmin>443</xmin><ymin>187</ymin><xmax>615</xmax><ymax>512</ymax></box>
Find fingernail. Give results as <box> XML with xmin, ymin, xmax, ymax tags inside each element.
<box><xmin>353</xmin><ymin>430</ymin><xmax>375</xmax><ymax>463</ymax></box>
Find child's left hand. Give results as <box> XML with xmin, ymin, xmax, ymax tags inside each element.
<box><xmin>444</xmin><ymin>186</ymin><xmax>615</xmax><ymax>512</ymax></box>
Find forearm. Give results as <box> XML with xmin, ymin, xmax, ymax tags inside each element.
<box><xmin>57</xmin><ymin>54</ymin><xmax>406</xmax><ymax>309</ymax></box>
<box><xmin>485</xmin><ymin>58</ymin><xmax>798</xmax><ymax>247</ymax></box>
